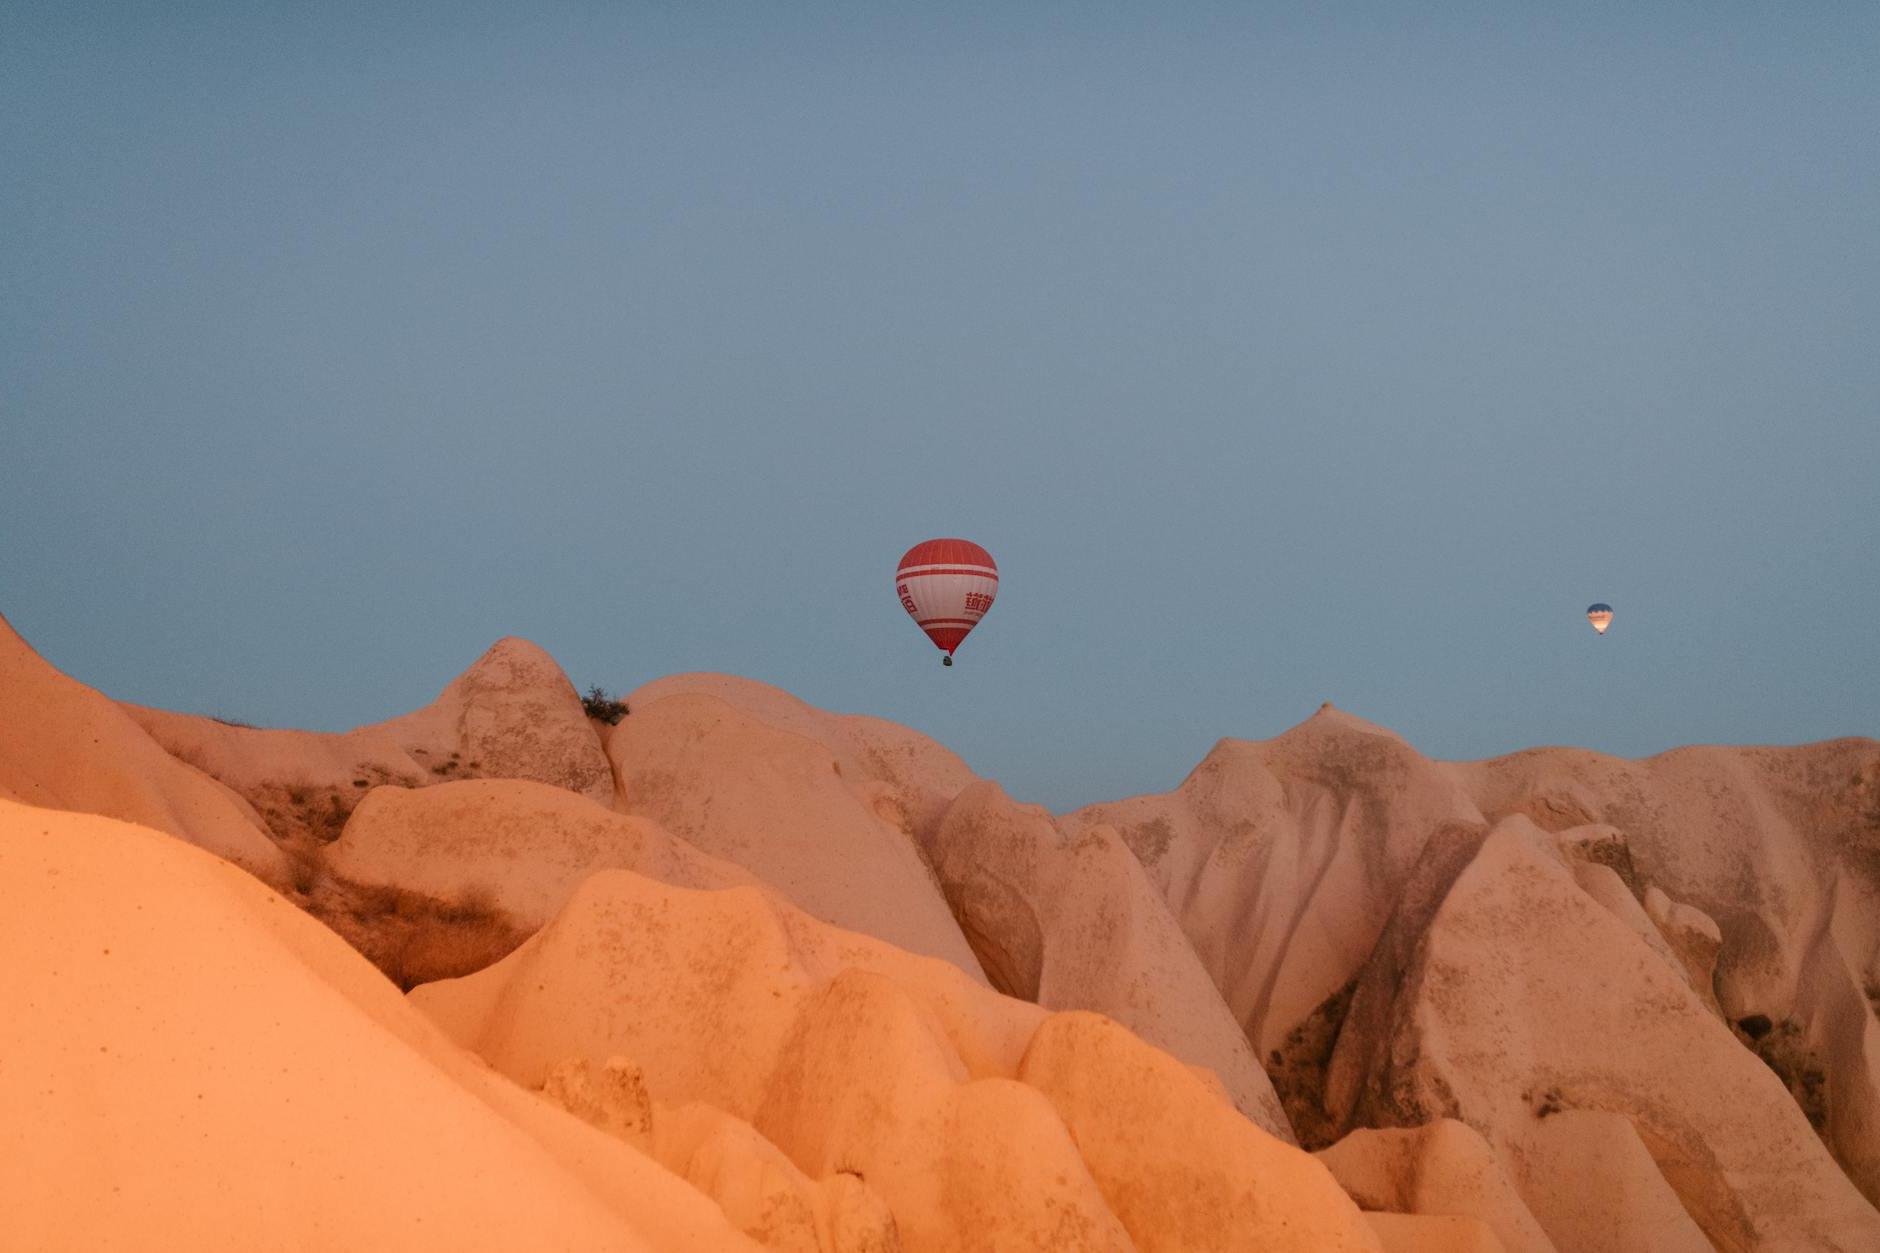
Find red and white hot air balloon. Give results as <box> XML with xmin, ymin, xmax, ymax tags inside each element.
<box><xmin>894</xmin><ymin>538</ymin><xmax>998</xmax><ymax>666</ymax></box>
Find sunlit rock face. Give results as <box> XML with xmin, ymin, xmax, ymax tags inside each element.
<box><xmin>0</xmin><ymin>801</ymin><xmax>758</xmax><ymax>1253</ymax></box>
<box><xmin>410</xmin><ymin>868</ymin><xmax>1378</xmax><ymax>1252</ymax></box>
<box><xmin>620</xmin><ymin>673</ymin><xmax>980</xmax><ymax>842</ymax></box>
<box><xmin>605</xmin><ymin>676</ymin><xmax>988</xmax><ymax>978</ymax></box>
<box><xmin>6</xmin><ymin>616</ymin><xmax>1879</xmax><ymax>1250</ymax></box>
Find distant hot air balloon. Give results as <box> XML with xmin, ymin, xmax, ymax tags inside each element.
<box><xmin>1587</xmin><ymin>603</ymin><xmax>1614</xmax><ymax>635</ymax></box>
<box><xmin>895</xmin><ymin>539</ymin><xmax>998</xmax><ymax>666</ymax></box>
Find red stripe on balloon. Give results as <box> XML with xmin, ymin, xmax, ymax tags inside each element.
<box><xmin>897</xmin><ymin>567</ymin><xmax>1000</xmax><ymax>580</ymax></box>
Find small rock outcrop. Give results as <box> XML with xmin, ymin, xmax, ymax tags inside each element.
<box><xmin>381</xmin><ymin>637</ymin><xmax>615</xmax><ymax>805</ymax></box>
<box><xmin>1316</xmin><ymin>1121</ymin><xmax>1555</xmax><ymax>1253</ymax></box>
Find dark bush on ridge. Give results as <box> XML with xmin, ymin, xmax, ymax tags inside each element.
<box><xmin>582</xmin><ymin>685</ymin><xmax>628</xmax><ymax>725</ymax></box>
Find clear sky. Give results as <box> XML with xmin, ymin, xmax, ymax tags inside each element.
<box><xmin>4</xmin><ymin>3</ymin><xmax>1876</xmax><ymax>810</ymax></box>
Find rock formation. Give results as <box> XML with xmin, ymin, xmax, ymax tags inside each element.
<box><xmin>5</xmin><ymin>619</ymin><xmax>1878</xmax><ymax>1249</ymax></box>
<box><xmin>1325</xmin><ymin>819</ymin><xmax>1880</xmax><ymax>1251</ymax></box>
<box><xmin>124</xmin><ymin>636</ymin><xmax>616</xmax><ymax>846</ymax></box>
<box><xmin>411</xmin><ymin>867</ymin><xmax>1376</xmax><ymax>1250</ymax></box>
<box><xmin>606</xmin><ymin>677</ymin><xmax>985</xmax><ymax>977</ymax></box>
<box><xmin>925</xmin><ymin>779</ymin><xmax>1291</xmax><ymax>1136</ymax></box>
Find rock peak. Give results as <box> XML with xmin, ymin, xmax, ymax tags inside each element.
<box><xmin>1295</xmin><ymin>702</ymin><xmax>1408</xmax><ymax>743</ymax></box>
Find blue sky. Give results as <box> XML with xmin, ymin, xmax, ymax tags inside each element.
<box><xmin>4</xmin><ymin>3</ymin><xmax>1875</xmax><ymax>809</ymax></box>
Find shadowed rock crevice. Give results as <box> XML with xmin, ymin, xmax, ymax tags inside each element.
<box><xmin>1745</xmin><ymin>1019</ymin><xmax>1830</xmax><ymax>1133</ymax></box>
<box><xmin>1266</xmin><ymin>976</ymin><xmax>1358</xmax><ymax>1150</ymax></box>
<box><xmin>949</xmin><ymin>885</ymin><xmax>1045</xmax><ymax>1002</ymax></box>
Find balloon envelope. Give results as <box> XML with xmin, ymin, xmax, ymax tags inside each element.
<box><xmin>1587</xmin><ymin>603</ymin><xmax>1614</xmax><ymax>635</ymax></box>
<box><xmin>895</xmin><ymin>539</ymin><xmax>998</xmax><ymax>659</ymax></box>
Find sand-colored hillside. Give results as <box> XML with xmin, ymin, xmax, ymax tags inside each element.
<box><xmin>0</xmin><ymin>799</ymin><xmax>758</xmax><ymax>1252</ymax></box>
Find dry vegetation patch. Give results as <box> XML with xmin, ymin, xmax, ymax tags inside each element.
<box><xmin>581</xmin><ymin>685</ymin><xmax>628</xmax><ymax>725</ymax></box>
<box><xmin>162</xmin><ymin>740</ymin><xmax>528</xmax><ymax>988</ymax></box>
<box><xmin>302</xmin><ymin>877</ymin><xmax>529</xmax><ymax>991</ymax></box>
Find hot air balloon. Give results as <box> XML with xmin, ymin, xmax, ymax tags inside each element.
<box><xmin>1587</xmin><ymin>603</ymin><xmax>1614</xmax><ymax>635</ymax></box>
<box><xmin>895</xmin><ymin>539</ymin><xmax>998</xmax><ymax>666</ymax></box>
